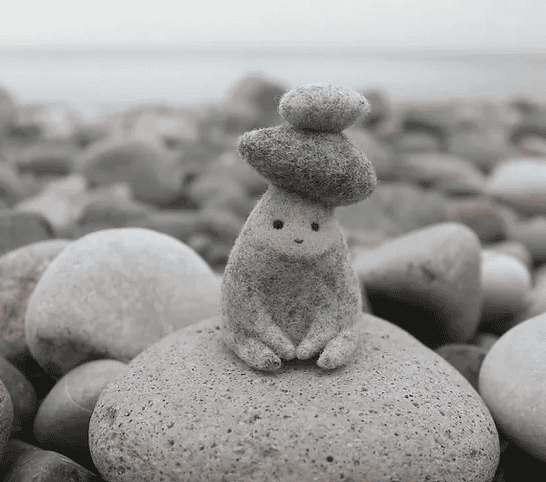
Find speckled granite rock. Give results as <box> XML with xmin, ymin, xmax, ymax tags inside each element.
<box><xmin>25</xmin><ymin>228</ymin><xmax>221</xmax><ymax>378</ymax></box>
<box><xmin>89</xmin><ymin>314</ymin><xmax>500</xmax><ymax>482</ymax></box>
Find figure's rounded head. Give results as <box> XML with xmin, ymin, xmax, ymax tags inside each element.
<box><xmin>243</xmin><ymin>186</ymin><xmax>341</xmax><ymax>259</ymax></box>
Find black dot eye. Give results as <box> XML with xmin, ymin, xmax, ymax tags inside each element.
<box><xmin>273</xmin><ymin>220</ymin><xmax>284</xmax><ymax>229</ymax></box>
<box><xmin>311</xmin><ymin>222</ymin><xmax>319</xmax><ymax>232</ymax></box>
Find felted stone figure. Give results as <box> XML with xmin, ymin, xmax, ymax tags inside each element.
<box><xmin>222</xmin><ymin>84</ymin><xmax>377</xmax><ymax>371</ymax></box>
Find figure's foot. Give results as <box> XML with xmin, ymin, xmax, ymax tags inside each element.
<box><xmin>224</xmin><ymin>333</ymin><xmax>284</xmax><ymax>372</ymax></box>
<box><xmin>316</xmin><ymin>328</ymin><xmax>359</xmax><ymax>370</ymax></box>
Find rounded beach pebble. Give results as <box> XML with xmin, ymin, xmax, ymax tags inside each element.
<box><xmin>25</xmin><ymin>228</ymin><xmax>220</xmax><ymax>378</ymax></box>
<box><xmin>33</xmin><ymin>359</ymin><xmax>129</xmax><ymax>464</ymax></box>
<box><xmin>278</xmin><ymin>83</ymin><xmax>370</xmax><ymax>132</ymax></box>
<box><xmin>89</xmin><ymin>314</ymin><xmax>499</xmax><ymax>482</ymax></box>
<box><xmin>353</xmin><ymin>222</ymin><xmax>483</xmax><ymax>347</ymax></box>
<box><xmin>479</xmin><ymin>312</ymin><xmax>546</xmax><ymax>461</ymax></box>
<box><xmin>479</xmin><ymin>249</ymin><xmax>531</xmax><ymax>330</ymax></box>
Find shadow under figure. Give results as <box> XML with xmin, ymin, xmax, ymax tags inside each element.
<box><xmin>222</xmin><ymin>83</ymin><xmax>377</xmax><ymax>371</ymax></box>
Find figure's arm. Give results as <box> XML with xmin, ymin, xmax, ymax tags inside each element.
<box><xmin>222</xmin><ymin>280</ymin><xmax>296</xmax><ymax>371</ymax></box>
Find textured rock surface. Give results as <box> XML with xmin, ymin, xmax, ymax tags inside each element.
<box><xmin>89</xmin><ymin>315</ymin><xmax>500</xmax><ymax>482</ymax></box>
<box><xmin>25</xmin><ymin>228</ymin><xmax>221</xmax><ymax>377</ymax></box>
<box><xmin>479</xmin><ymin>312</ymin><xmax>546</xmax><ymax>462</ymax></box>
<box><xmin>353</xmin><ymin>222</ymin><xmax>483</xmax><ymax>347</ymax></box>
<box><xmin>0</xmin><ymin>239</ymin><xmax>70</xmax><ymax>366</ymax></box>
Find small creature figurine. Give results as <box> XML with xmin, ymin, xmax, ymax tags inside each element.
<box><xmin>222</xmin><ymin>83</ymin><xmax>377</xmax><ymax>371</ymax></box>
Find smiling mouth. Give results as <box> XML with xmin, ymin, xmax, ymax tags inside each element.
<box><xmin>294</xmin><ymin>239</ymin><xmax>303</xmax><ymax>244</ymax></box>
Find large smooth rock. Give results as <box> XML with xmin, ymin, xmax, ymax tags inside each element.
<box><xmin>479</xmin><ymin>312</ymin><xmax>546</xmax><ymax>461</ymax></box>
<box><xmin>34</xmin><ymin>359</ymin><xmax>129</xmax><ymax>466</ymax></box>
<box><xmin>0</xmin><ymin>239</ymin><xmax>71</xmax><ymax>367</ymax></box>
<box><xmin>25</xmin><ymin>228</ymin><xmax>220</xmax><ymax>378</ymax></box>
<box><xmin>89</xmin><ymin>315</ymin><xmax>500</xmax><ymax>482</ymax></box>
<box><xmin>353</xmin><ymin>222</ymin><xmax>483</xmax><ymax>347</ymax></box>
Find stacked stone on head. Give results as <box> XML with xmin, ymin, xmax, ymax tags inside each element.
<box><xmin>237</xmin><ymin>83</ymin><xmax>377</xmax><ymax>207</ymax></box>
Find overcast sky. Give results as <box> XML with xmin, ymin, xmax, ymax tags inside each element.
<box><xmin>1</xmin><ymin>0</ymin><xmax>545</xmax><ymax>50</ymax></box>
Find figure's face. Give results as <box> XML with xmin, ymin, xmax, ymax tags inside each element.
<box><xmin>246</xmin><ymin>187</ymin><xmax>341</xmax><ymax>258</ymax></box>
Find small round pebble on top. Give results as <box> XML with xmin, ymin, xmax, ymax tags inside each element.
<box><xmin>278</xmin><ymin>83</ymin><xmax>370</xmax><ymax>133</ymax></box>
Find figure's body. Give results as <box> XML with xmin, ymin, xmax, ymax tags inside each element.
<box><xmin>222</xmin><ymin>186</ymin><xmax>362</xmax><ymax>371</ymax></box>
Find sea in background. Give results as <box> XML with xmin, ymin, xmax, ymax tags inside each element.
<box><xmin>1</xmin><ymin>45</ymin><xmax>546</xmax><ymax>117</ymax></box>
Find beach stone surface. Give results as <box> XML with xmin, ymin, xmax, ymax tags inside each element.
<box><xmin>0</xmin><ymin>439</ymin><xmax>103</xmax><ymax>482</ymax></box>
<box><xmin>25</xmin><ymin>227</ymin><xmax>221</xmax><ymax>377</ymax></box>
<box><xmin>479</xmin><ymin>312</ymin><xmax>546</xmax><ymax>462</ymax></box>
<box><xmin>0</xmin><ymin>209</ymin><xmax>55</xmax><ymax>257</ymax></box>
<box><xmin>80</xmin><ymin>139</ymin><xmax>184</xmax><ymax>205</ymax></box>
<box><xmin>390</xmin><ymin>152</ymin><xmax>486</xmax><ymax>195</ymax></box>
<box><xmin>435</xmin><ymin>343</ymin><xmax>488</xmax><ymax>391</ymax></box>
<box><xmin>34</xmin><ymin>359</ymin><xmax>129</xmax><ymax>465</ymax></box>
<box><xmin>486</xmin><ymin>157</ymin><xmax>546</xmax><ymax>215</ymax></box>
<box><xmin>514</xmin><ymin>264</ymin><xmax>546</xmax><ymax>327</ymax></box>
<box><xmin>353</xmin><ymin>222</ymin><xmax>483</xmax><ymax>347</ymax></box>
<box><xmin>0</xmin><ymin>355</ymin><xmax>37</xmax><ymax>435</ymax></box>
<box><xmin>0</xmin><ymin>377</ymin><xmax>13</xmax><ymax>459</ymax></box>
<box><xmin>15</xmin><ymin>139</ymin><xmax>80</xmax><ymax>176</ymax></box>
<box><xmin>337</xmin><ymin>182</ymin><xmax>450</xmax><ymax>238</ymax></box>
<box><xmin>484</xmin><ymin>240</ymin><xmax>532</xmax><ymax>270</ymax></box>
<box><xmin>446</xmin><ymin>196</ymin><xmax>505</xmax><ymax>243</ymax></box>
<box><xmin>0</xmin><ymin>163</ymin><xmax>26</xmax><ymax>207</ymax></box>
<box><xmin>89</xmin><ymin>314</ymin><xmax>499</xmax><ymax>482</ymax></box>
<box><xmin>15</xmin><ymin>174</ymin><xmax>88</xmax><ymax>231</ymax></box>
<box><xmin>505</xmin><ymin>214</ymin><xmax>546</xmax><ymax>263</ymax></box>
<box><xmin>0</xmin><ymin>239</ymin><xmax>71</xmax><ymax>367</ymax></box>
<box><xmin>479</xmin><ymin>250</ymin><xmax>532</xmax><ymax>331</ymax></box>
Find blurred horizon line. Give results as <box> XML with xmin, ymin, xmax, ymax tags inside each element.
<box><xmin>1</xmin><ymin>41</ymin><xmax>546</xmax><ymax>56</ymax></box>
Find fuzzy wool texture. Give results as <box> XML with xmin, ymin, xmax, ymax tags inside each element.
<box><xmin>237</xmin><ymin>123</ymin><xmax>377</xmax><ymax>207</ymax></box>
<box><xmin>278</xmin><ymin>83</ymin><xmax>370</xmax><ymax>133</ymax></box>
<box><xmin>222</xmin><ymin>186</ymin><xmax>363</xmax><ymax>371</ymax></box>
